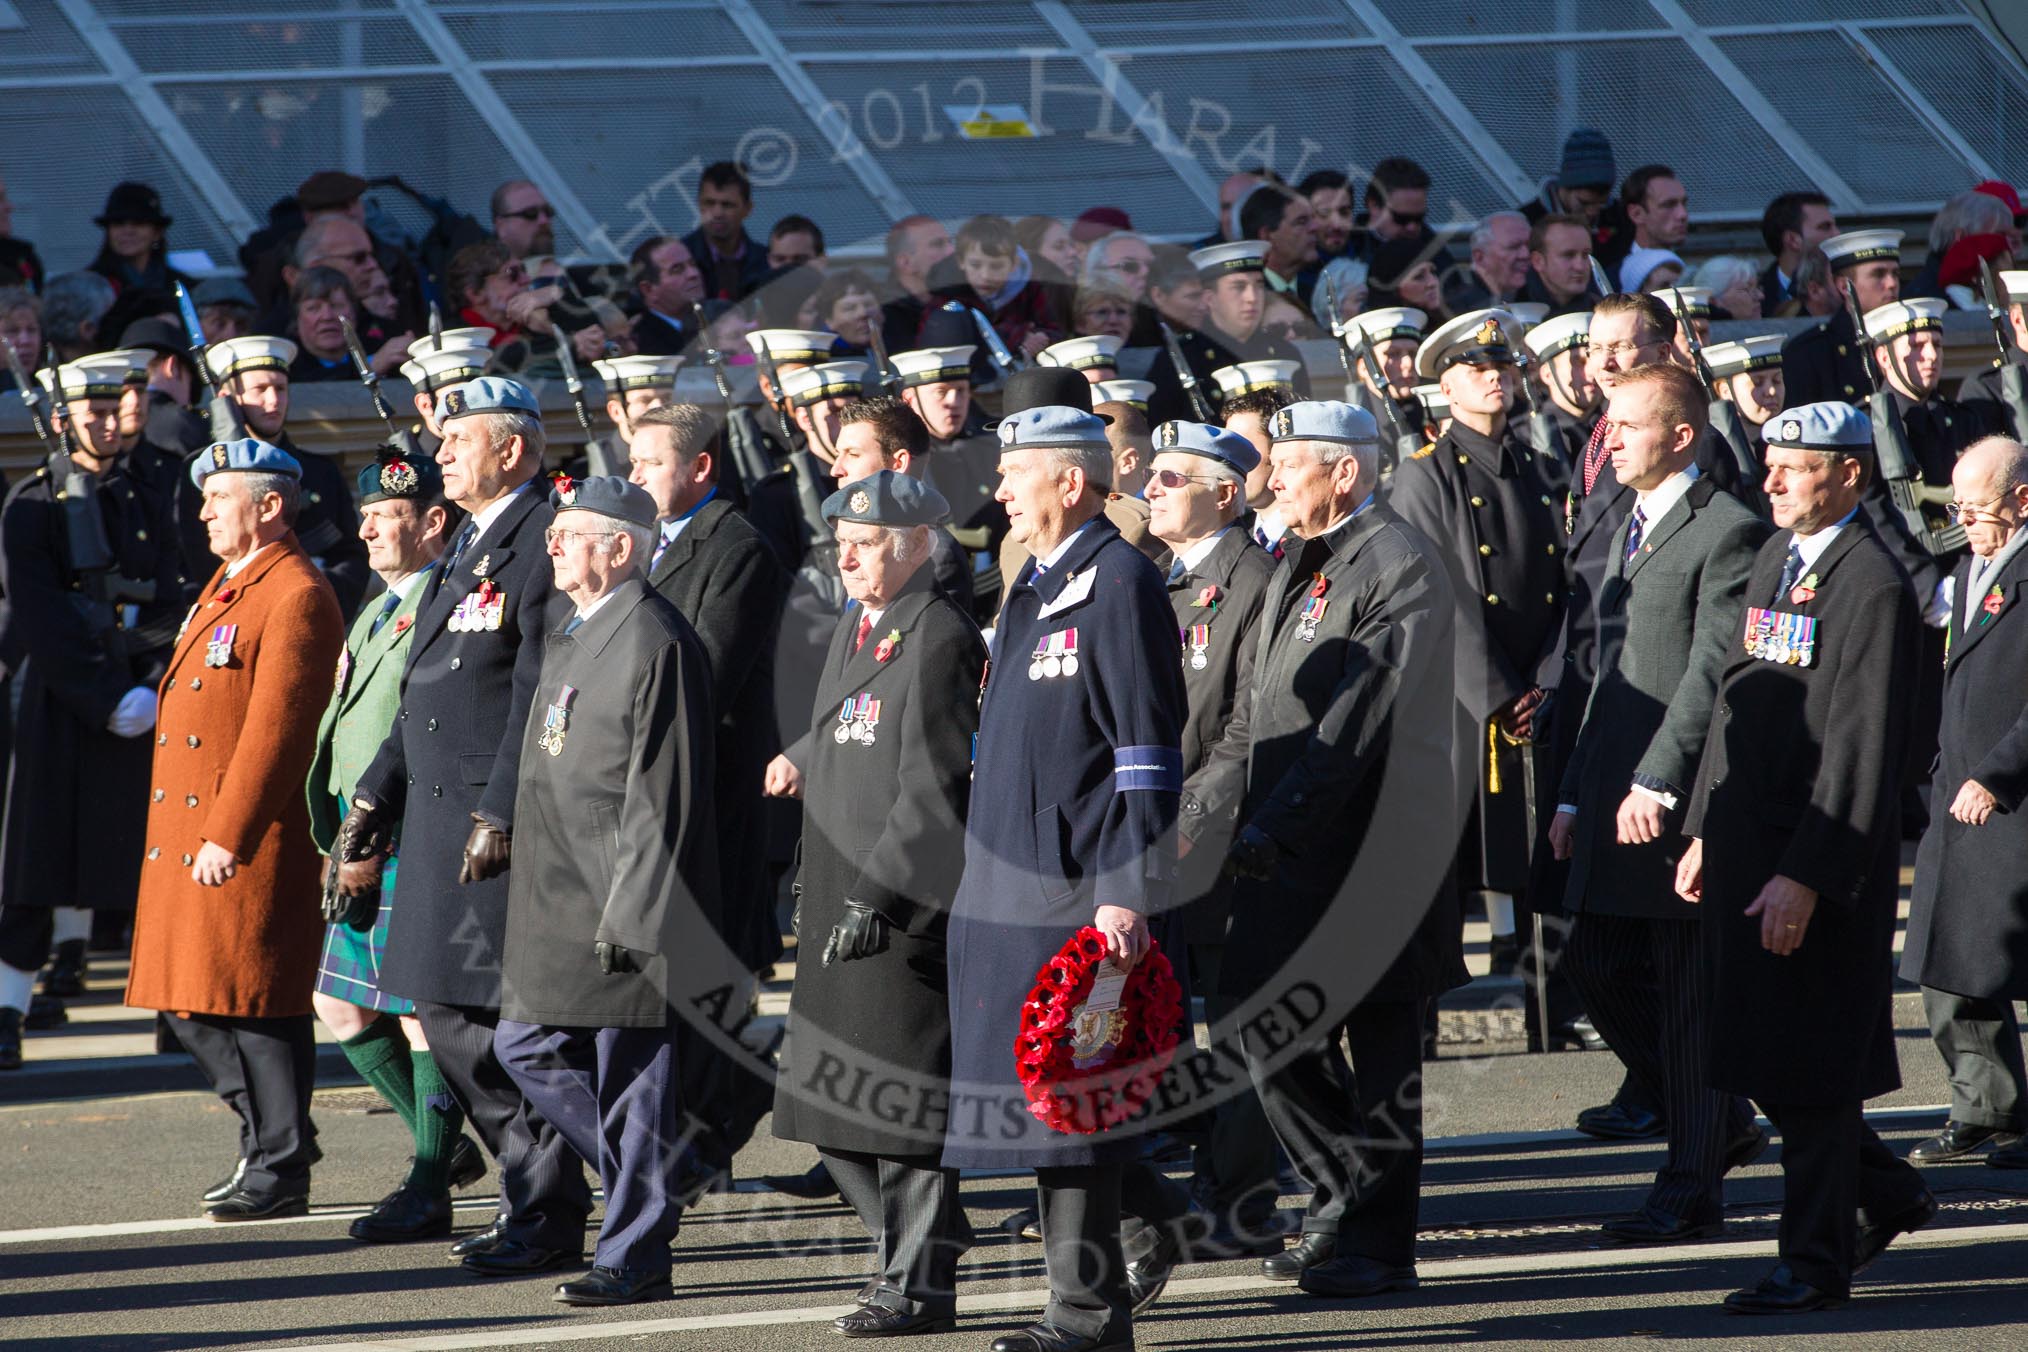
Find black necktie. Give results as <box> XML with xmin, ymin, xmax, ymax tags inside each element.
<box><xmin>1775</xmin><ymin>543</ymin><xmax>1805</xmax><ymax>604</ymax></box>
<box><xmin>432</xmin><ymin>522</ymin><xmax>477</xmax><ymax>599</ymax></box>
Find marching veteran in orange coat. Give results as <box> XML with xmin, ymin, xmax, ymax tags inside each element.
<box><xmin>126</xmin><ymin>436</ymin><xmax>344</xmax><ymax>1221</ymax></box>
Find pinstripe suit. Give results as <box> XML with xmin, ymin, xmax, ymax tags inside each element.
<box><xmin>1559</xmin><ymin>473</ymin><xmax>1767</xmax><ymax>1224</ymax></box>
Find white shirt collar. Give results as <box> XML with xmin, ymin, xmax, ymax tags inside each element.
<box><xmin>469</xmin><ymin>479</ymin><xmax>533</xmax><ymax>542</ymax></box>
<box><xmin>1632</xmin><ymin>463</ymin><xmax>1700</xmax><ymax>524</ymax></box>
<box><xmin>383</xmin><ymin>569</ymin><xmax>426</xmax><ymax>603</ymax></box>
<box><xmin>1792</xmin><ymin>504</ymin><xmax>1860</xmax><ymax>570</ymax></box>
<box><xmin>223</xmin><ymin>543</ymin><xmax>269</xmax><ymax>579</ymax></box>
<box><xmin>576</xmin><ymin>588</ymin><xmax>622</xmax><ymax>624</ymax></box>
<box><xmin>1251</xmin><ymin>506</ymin><xmax>1285</xmax><ymax>542</ymax></box>
<box><xmin>1035</xmin><ymin>519</ymin><xmax>1094</xmax><ymax>574</ymax></box>
<box><xmin>1177</xmin><ymin>526</ymin><xmax>1231</xmax><ymax>573</ymax></box>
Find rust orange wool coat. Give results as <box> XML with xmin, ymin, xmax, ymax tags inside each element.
<box><xmin>126</xmin><ymin>533</ymin><xmax>343</xmax><ymax>1019</ymax></box>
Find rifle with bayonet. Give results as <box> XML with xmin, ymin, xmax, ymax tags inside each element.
<box><xmin>1845</xmin><ymin>279</ymin><xmax>1962</xmax><ymax>556</ymax></box>
<box><xmin>1157</xmin><ymin>319</ymin><xmax>1215</xmax><ymax>422</ymax></box>
<box><xmin>750</xmin><ymin>334</ymin><xmax>800</xmax><ymax>446</ymax></box>
<box><xmin>3</xmin><ymin>339</ymin><xmax>55</xmax><ymax>453</ymax></box>
<box><xmin>1670</xmin><ymin>287</ymin><xmax>1761</xmax><ymax>493</ymax></box>
<box><xmin>690</xmin><ymin>300</ymin><xmax>772</xmax><ymax>494</ymax></box>
<box><xmin>173</xmin><ymin>281</ymin><xmax>245</xmax><ymax>443</ymax></box>
<box><xmin>865</xmin><ymin>315</ymin><xmax>901</xmax><ymax>397</ymax></box>
<box><xmin>340</xmin><ymin>315</ymin><xmax>426</xmax><ymax>461</ymax></box>
<box><xmin>1319</xmin><ymin>270</ymin><xmax>1357</xmax><ymax>391</ymax></box>
<box><xmin>1337</xmin><ymin>310</ymin><xmax>1424</xmax><ymax>473</ymax></box>
<box><xmin>944</xmin><ymin>301</ymin><xmax>1022</xmax><ymax>380</ymax></box>
<box><xmin>1589</xmin><ymin>256</ymin><xmax>1614</xmax><ymax>301</ymax></box>
<box><xmin>36</xmin><ymin>352</ymin><xmax>139</xmax><ymax>667</ymax></box>
<box><xmin>553</xmin><ymin>330</ymin><xmax>594</xmax><ymax>441</ymax></box>
<box><xmin>1979</xmin><ymin>257</ymin><xmax>2028</xmax><ymax>442</ymax></box>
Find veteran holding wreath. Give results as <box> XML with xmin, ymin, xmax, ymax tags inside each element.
<box><xmin>944</xmin><ymin>407</ymin><xmax>1190</xmax><ymax>1352</ymax></box>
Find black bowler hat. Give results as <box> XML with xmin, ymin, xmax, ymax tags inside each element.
<box><xmin>999</xmin><ymin>366</ymin><xmax>1096</xmax><ymax>416</ymax></box>
<box><xmin>95</xmin><ymin>181</ymin><xmax>172</xmax><ymax>228</ymax></box>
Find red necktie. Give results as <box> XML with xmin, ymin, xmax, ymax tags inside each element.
<box><xmin>854</xmin><ymin>613</ymin><xmax>872</xmax><ymax>652</ymax></box>
<box><xmin>1580</xmin><ymin>417</ymin><xmax>1611</xmax><ymax>494</ymax></box>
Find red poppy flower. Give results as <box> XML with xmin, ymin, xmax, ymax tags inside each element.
<box><xmin>1012</xmin><ymin>925</ymin><xmax>1184</xmax><ymax>1135</ymax></box>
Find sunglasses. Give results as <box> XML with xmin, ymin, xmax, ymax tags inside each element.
<box><xmin>498</xmin><ymin>205</ymin><xmax>555</xmax><ymax>222</ymax></box>
<box><xmin>1147</xmin><ymin>468</ymin><xmax>1223</xmax><ymax>490</ymax></box>
<box><xmin>1109</xmin><ymin>259</ymin><xmax>1150</xmax><ymax>274</ymax></box>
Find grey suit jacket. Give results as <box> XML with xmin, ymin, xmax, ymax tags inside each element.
<box><xmin>1561</xmin><ymin>476</ymin><xmax>1769</xmax><ymax>918</ymax></box>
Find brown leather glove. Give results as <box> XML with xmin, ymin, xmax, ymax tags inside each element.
<box><xmin>458</xmin><ymin>814</ymin><xmax>512</xmax><ymax>884</ymax></box>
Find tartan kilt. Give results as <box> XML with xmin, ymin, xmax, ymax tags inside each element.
<box><xmin>315</xmin><ymin>852</ymin><xmax>411</xmax><ymax>1015</ymax></box>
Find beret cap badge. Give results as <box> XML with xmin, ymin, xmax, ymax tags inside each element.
<box><xmin>1780</xmin><ymin>418</ymin><xmax>1803</xmax><ymax>442</ymax></box>
<box><xmin>379</xmin><ymin>459</ymin><xmax>419</xmax><ymax>495</ymax></box>
<box><xmin>210</xmin><ymin>444</ymin><xmax>228</xmax><ymax>468</ymax></box>
<box><xmin>1271</xmin><ymin>407</ymin><xmax>1294</xmax><ymax>438</ymax></box>
<box><xmin>442</xmin><ymin>389</ymin><xmax>465</xmax><ymax>416</ymax></box>
<box><xmin>849</xmin><ymin>489</ymin><xmax>872</xmax><ymax>513</ymax></box>
<box><xmin>1155</xmin><ymin>421</ymin><xmax>1179</xmax><ymax>448</ymax></box>
<box><xmin>1474</xmin><ymin>317</ymin><xmax>1503</xmax><ymax>346</ymax></box>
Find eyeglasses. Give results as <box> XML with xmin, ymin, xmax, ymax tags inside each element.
<box><xmin>1591</xmin><ymin>340</ymin><xmax>1658</xmax><ymax>361</ymax></box>
<box><xmin>1147</xmin><ymin>468</ymin><xmax>1223</xmax><ymax>490</ymax></box>
<box><xmin>312</xmin><ymin>249</ymin><xmax>376</xmax><ymax>269</ymax></box>
<box><xmin>1946</xmin><ymin>493</ymin><xmax>2011</xmax><ymax>523</ymax></box>
<box><xmin>498</xmin><ymin>205</ymin><xmax>555</xmax><ymax>222</ymax></box>
<box><xmin>543</xmin><ymin>527</ymin><xmax>615</xmax><ymax>546</ymax></box>
<box><xmin>1109</xmin><ymin>259</ymin><xmax>1150</xmax><ymax>275</ymax></box>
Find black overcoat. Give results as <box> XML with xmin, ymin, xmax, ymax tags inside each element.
<box><xmin>773</xmin><ymin>572</ymin><xmax>985</xmax><ymax>1156</ymax></box>
<box><xmin>1685</xmin><ymin>521</ymin><xmax>1919</xmax><ymax>1104</ymax></box>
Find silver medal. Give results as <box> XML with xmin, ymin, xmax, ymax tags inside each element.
<box><xmin>1061</xmin><ymin>654</ymin><xmax>1079</xmax><ymax>677</ymax></box>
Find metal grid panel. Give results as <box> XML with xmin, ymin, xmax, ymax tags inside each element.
<box><xmin>95</xmin><ymin>0</ymin><xmax>395</xmax><ymax>12</ymax></box>
<box><xmin>1867</xmin><ymin>23</ymin><xmax>2028</xmax><ymax>191</ymax></box>
<box><xmin>0</xmin><ymin>85</ymin><xmax>242</xmax><ymax>271</ymax></box>
<box><xmin>441</xmin><ymin>4</ymin><xmax>754</xmax><ymax>60</ymax></box>
<box><xmin>1118</xmin><ymin>47</ymin><xmax>1516</xmax><ymax>223</ymax></box>
<box><xmin>495</xmin><ymin>64</ymin><xmax>891</xmax><ymax>252</ymax></box>
<box><xmin>1417</xmin><ymin>37</ymin><xmax>1804</xmax><ymax>219</ymax></box>
<box><xmin>799</xmin><ymin>56</ymin><xmax>1201</xmax><ymax>238</ymax></box>
<box><xmin>1714</xmin><ymin>30</ymin><xmax>1973</xmax><ymax>206</ymax></box>
<box><xmin>113</xmin><ymin>16</ymin><xmax>434</xmax><ymax>73</ymax></box>
<box><xmin>1077</xmin><ymin>0</ymin><xmax>1362</xmax><ymax>48</ymax></box>
<box><xmin>161</xmin><ymin>76</ymin><xmax>530</xmax><ymax>253</ymax></box>
<box><xmin>8</xmin><ymin>0</ymin><xmax>111</xmax><ymax>74</ymax></box>
<box><xmin>1371</xmin><ymin>0</ymin><xmax>1660</xmax><ymax>39</ymax></box>
<box><xmin>745</xmin><ymin>0</ymin><xmax>1060</xmax><ymax>52</ymax></box>
<box><xmin>1681</xmin><ymin>0</ymin><xmax>1951</xmax><ymax>20</ymax></box>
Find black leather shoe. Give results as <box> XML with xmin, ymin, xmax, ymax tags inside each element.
<box><xmin>349</xmin><ymin>1184</ymin><xmax>452</xmax><ymax>1243</ymax></box>
<box><xmin>447</xmin><ymin>1135</ymin><xmax>487</xmax><ymax>1190</ymax></box>
<box><xmin>553</xmin><ymin>1264</ymin><xmax>671</xmax><ymax>1305</ymax></box>
<box><xmin>0</xmin><ymin>1008</ymin><xmax>21</xmax><ymax>1071</ymax></box>
<box><xmin>1550</xmin><ymin>1015</ymin><xmax>1609</xmax><ymax>1052</ymax></box>
<box><xmin>1601</xmin><ymin>1206</ymin><xmax>1721</xmax><ymax>1245</ymax></box>
<box><xmin>988</xmin><ymin>1322</ymin><xmax>1131</xmax><ymax>1352</ymax></box>
<box><xmin>1723</xmin><ymin>1264</ymin><xmax>1845</xmax><ymax>1314</ymax></box>
<box><xmin>855</xmin><ymin>1276</ymin><xmax>880</xmax><ymax>1305</ymax></box>
<box><xmin>999</xmin><ymin>1205</ymin><xmax>1043</xmax><ymax>1241</ymax></box>
<box><xmin>1261</xmin><ymin>1230</ymin><xmax>1335</xmax><ymax>1282</ymax></box>
<box><xmin>41</xmin><ymin>940</ymin><xmax>87</xmax><ymax>997</ymax></box>
<box><xmin>1989</xmin><ymin>1138</ymin><xmax>2028</xmax><ymax>1170</ymax></box>
<box><xmin>22</xmin><ymin>994</ymin><xmax>66</xmax><ymax>1030</ymax></box>
<box><xmin>202</xmin><ymin>1159</ymin><xmax>247</xmax><ymax>1204</ymax></box>
<box><xmin>1907</xmin><ymin>1120</ymin><xmax>2019</xmax><ymax>1164</ymax></box>
<box><xmin>206</xmin><ymin>1187</ymin><xmax>309</xmax><ymax>1221</ymax></box>
<box><xmin>1574</xmin><ymin>1101</ymin><xmax>1666</xmax><ymax>1140</ymax></box>
<box><xmin>1725</xmin><ymin>1125</ymin><xmax>1772</xmax><ymax>1173</ymax></box>
<box><xmin>449</xmin><ymin>1213</ymin><xmax>509</xmax><ymax>1258</ymax></box>
<box><xmin>1854</xmin><ymin>1189</ymin><xmax>1937</xmax><ymax>1272</ymax></box>
<box><xmin>833</xmin><ymin>1303</ymin><xmax>956</xmax><ymax>1337</ymax></box>
<box><xmin>761</xmin><ymin>1161</ymin><xmax>840</xmax><ymax>1199</ymax></box>
<box><xmin>1126</xmin><ymin>1224</ymin><xmax>1180</xmax><ymax>1314</ymax></box>
<box><xmin>1296</xmin><ymin>1253</ymin><xmax>1418</xmax><ymax>1297</ymax></box>
<box><xmin>463</xmin><ymin>1238</ymin><xmax>583</xmax><ymax>1276</ymax></box>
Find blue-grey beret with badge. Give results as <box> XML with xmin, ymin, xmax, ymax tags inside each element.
<box><xmin>1150</xmin><ymin>419</ymin><xmax>1260</xmax><ymax>477</ymax></box>
<box><xmin>438</xmin><ymin>375</ymin><xmax>540</xmax><ymax>422</ymax></box>
<box><xmin>1764</xmin><ymin>401</ymin><xmax>1872</xmax><ymax>453</ymax></box>
<box><xmin>548</xmin><ymin>473</ymin><xmax>659</xmax><ymax>530</ymax></box>
<box><xmin>1267</xmin><ymin>399</ymin><xmax>1381</xmax><ymax>448</ymax></box>
<box><xmin>188</xmin><ymin>436</ymin><xmax>303</xmax><ymax>489</ymax></box>
<box><xmin>822</xmin><ymin>469</ymin><xmax>952</xmax><ymax>528</ymax></box>
<box><xmin>996</xmin><ymin>404</ymin><xmax>1113</xmax><ymax>453</ymax></box>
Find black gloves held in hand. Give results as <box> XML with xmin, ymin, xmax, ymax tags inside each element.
<box><xmin>820</xmin><ymin>899</ymin><xmax>890</xmax><ymax>967</ymax></box>
<box><xmin>1224</xmin><ymin>824</ymin><xmax>1280</xmax><ymax>882</ymax></box>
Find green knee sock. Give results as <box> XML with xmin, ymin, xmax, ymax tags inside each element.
<box><xmin>338</xmin><ymin>1017</ymin><xmax>418</xmax><ymax>1137</ymax></box>
<box><xmin>407</xmin><ymin>1049</ymin><xmax>466</xmax><ymax>1192</ymax></box>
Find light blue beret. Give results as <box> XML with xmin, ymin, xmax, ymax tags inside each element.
<box><xmin>996</xmin><ymin>404</ymin><xmax>1113</xmax><ymax>452</ymax></box>
<box><xmin>1765</xmin><ymin>401</ymin><xmax>1871</xmax><ymax>452</ymax></box>
<box><xmin>188</xmin><ymin>437</ymin><xmax>302</xmax><ymax>489</ymax></box>
<box><xmin>1268</xmin><ymin>399</ymin><xmax>1380</xmax><ymax>448</ymax></box>
<box><xmin>439</xmin><ymin>375</ymin><xmax>540</xmax><ymax>421</ymax></box>
<box><xmin>1151</xmin><ymin>420</ymin><xmax>1261</xmax><ymax>477</ymax></box>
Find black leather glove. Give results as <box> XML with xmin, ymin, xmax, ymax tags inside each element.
<box><xmin>596</xmin><ymin>940</ymin><xmax>647</xmax><ymax>976</ymax></box>
<box><xmin>820</xmin><ymin>899</ymin><xmax>890</xmax><ymax>967</ymax></box>
<box><xmin>1223</xmin><ymin>824</ymin><xmax>1280</xmax><ymax>882</ymax></box>
<box><xmin>334</xmin><ymin>798</ymin><xmax>391</xmax><ymax>867</ymax></box>
<box><xmin>458</xmin><ymin>815</ymin><xmax>512</xmax><ymax>885</ymax></box>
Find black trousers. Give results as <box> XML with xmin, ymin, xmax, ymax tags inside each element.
<box><xmin>1034</xmin><ymin>1164</ymin><xmax>1130</xmax><ymax>1340</ymax></box>
<box><xmin>1566</xmin><ymin>911</ymin><xmax>1753</xmax><ymax>1221</ymax></box>
<box><xmin>1188</xmin><ymin>942</ymin><xmax>1282</xmax><ymax>1226</ymax></box>
<box><xmin>0</xmin><ymin>904</ymin><xmax>54</xmax><ymax>974</ymax></box>
<box><xmin>822</xmin><ymin>1148</ymin><xmax>973</xmax><ymax>1317</ymax></box>
<box><xmin>1922</xmin><ymin>987</ymin><xmax>2027</xmax><ymax>1131</ymax></box>
<box><xmin>1245</xmin><ymin>997</ymin><xmax>1423</xmax><ymax>1267</ymax></box>
<box><xmin>415</xmin><ymin>1000</ymin><xmax>593</xmax><ymax>1250</ymax></box>
<box><xmin>165</xmin><ymin>1012</ymin><xmax>315</xmax><ymax>1194</ymax></box>
<box><xmin>1759</xmin><ymin>1099</ymin><xmax>1927</xmax><ymax>1297</ymax></box>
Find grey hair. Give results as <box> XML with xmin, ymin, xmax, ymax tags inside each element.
<box><xmin>1079</xmin><ymin>230</ymin><xmax>1153</xmax><ymax>291</ymax></box>
<box><xmin>1041</xmin><ymin>441</ymin><xmax>1114</xmax><ymax>493</ymax></box>
<box><xmin>1308</xmin><ymin>255</ymin><xmax>1369</xmax><ymax>331</ymax></box>
<box><xmin>295</xmin><ymin>215</ymin><xmax>363</xmax><ymax>269</ymax></box>
<box><xmin>1291</xmin><ymin>437</ymin><xmax>1380</xmax><ymax>480</ymax></box>
<box><xmin>0</xmin><ymin>286</ymin><xmax>40</xmax><ymax>320</ymax></box>
<box><xmin>1690</xmin><ymin>254</ymin><xmax>1758</xmax><ymax>297</ymax></box>
<box><xmin>1929</xmin><ymin>190</ymin><xmax>2014</xmax><ymax>253</ymax></box>
<box><xmin>480</xmin><ymin>409</ymin><xmax>546</xmax><ymax>462</ymax></box>
<box><xmin>614</xmin><ymin>521</ymin><xmax>656</xmax><ymax>567</ymax></box>
<box><xmin>1470</xmin><ymin>210</ymin><xmax>1528</xmax><ymax>255</ymax></box>
<box><xmin>41</xmin><ymin>271</ymin><xmax>116</xmax><ymax>347</ymax></box>
<box><xmin>886</xmin><ymin>524</ymin><xmax>923</xmax><ymax>563</ymax></box>
<box><xmin>237</xmin><ymin>470</ymin><xmax>302</xmax><ymax>525</ymax></box>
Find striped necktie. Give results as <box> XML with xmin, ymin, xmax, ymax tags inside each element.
<box><xmin>368</xmin><ymin>589</ymin><xmax>402</xmax><ymax>637</ymax></box>
<box><xmin>1623</xmin><ymin>505</ymin><xmax>1646</xmax><ymax>565</ymax></box>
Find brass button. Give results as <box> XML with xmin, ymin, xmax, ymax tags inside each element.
<box><xmin>1546</xmin><ymin>592</ymin><xmax>1557</xmax><ymax>603</ymax></box>
<box><xmin>1836</xmin><ymin>344</ymin><xmax>1847</xmax><ymax>355</ymax></box>
<box><xmin>1456</xmin><ymin>454</ymin><xmax>1469</xmax><ymax>465</ymax></box>
<box><xmin>137</xmin><ymin>529</ymin><xmax>147</xmax><ymax>540</ymax></box>
<box><xmin>190</xmin><ymin>678</ymin><xmax>201</xmax><ymax>691</ymax></box>
<box><xmin>152</xmin><ymin>789</ymin><xmax>164</xmax><ymax>802</ymax></box>
<box><xmin>1486</xmin><ymin>593</ymin><xmax>1501</xmax><ymax>605</ymax></box>
<box><xmin>185</xmin><ymin>795</ymin><xmax>198</xmax><ymax>808</ymax></box>
<box><xmin>187</xmin><ymin>735</ymin><xmax>200</xmax><ymax>747</ymax></box>
<box><xmin>1470</xmin><ymin>495</ymin><xmax>1485</xmax><ymax>507</ymax></box>
<box><xmin>1546</xmin><ymin>543</ymin><xmax>1559</xmax><ymax>555</ymax></box>
<box><xmin>181</xmin><ymin>853</ymin><xmax>193</xmax><ymax>866</ymax></box>
<box><xmin>1477</xmin><ymin>544</ymin><xmax>1492</xmax><ymax>556</ymax></box>
<box><xmin>1540</xmin><ymin>494</ymin><xmax>1554</xmax><ymax>506</ymax></box>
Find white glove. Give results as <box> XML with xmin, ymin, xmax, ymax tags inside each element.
<box><xmin>107</xmin><ymin>686</ymin><xmax>158</xmax><ymax>738</ymax></box>
<box><xmin>1924</xmin><ymin>576</ymin><xmax>1954</xmax><ymax>629</ymax></box>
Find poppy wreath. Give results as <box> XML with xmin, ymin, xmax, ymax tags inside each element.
<box><xmin>1013</xmin><ymin>926</ymin><xmax>1185</xmax><ymax>1135</ymax></box>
